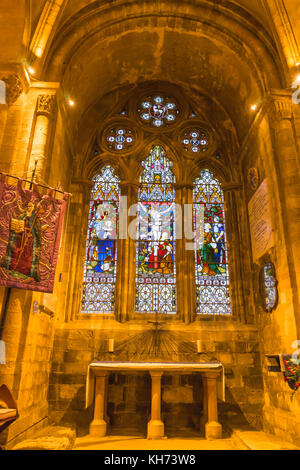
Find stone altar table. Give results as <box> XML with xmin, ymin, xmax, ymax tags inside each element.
<box><xmin>85</xmin><ymin>362</ymin><xmax>224</xmax><ymax>440</ymax></box>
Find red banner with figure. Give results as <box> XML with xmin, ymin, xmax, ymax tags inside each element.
<box><xmin>0</xmin><ymin>174</ymin><xmax>69</xmax><ymax>293</ymax></box>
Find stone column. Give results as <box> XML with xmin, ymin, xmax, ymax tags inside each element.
<box><xmin>147</xmin><ymin>371</ymin><xmax>164</xmax><ymax>439</ymax></box>
<box><xmin>0</xmin><ymin>73</ymin><xmax>23</xmax><ymax>173</ymax></box>
<box><xmin>115</xmin><ymin>182</ymin><xmax>137</xmax><ymax>322</ymax></box>
<box><xmin>176</xmin><ymin>183</ymin><xmax>195</xmax><ymax>323</ymax></box>
<box><xmin>269</xmin><ymin>94</ymin><xmax>300</xmax><ymax>338</ymax></box>
<box><xmin>29</xmin><ymin>94</ymin><xmax>56</xmax><ymax>183</ymax></box>
<box><xmin>223</xmin><ymin>187</ymin><xmax>249</xmax><ymax>323</ymax></box>
<box><xmin>203</xmin><ymin>371</ymin><xmax>222</xmax><ymax>440</ymax></box>
<box><xmin>90</xmin><ymin>371</ymin><xmax>108</xmax><ymax>437</ymax></box>
<box><xmin>200</xmin><ymin>375</ymin><xmax>208</xmax><ymax>434</ymax></box>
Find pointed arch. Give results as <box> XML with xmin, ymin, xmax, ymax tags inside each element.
<box><xmin>135</xmin><ymin>145</ymin><xmax>177</xmax><ymax>314</ymax></box>
<box><xmin>81</xmin><ymin>165</ymin><xmax>120</xmax><ymax>314</ymax></box>
<box><xmin>193</xmin><ymin>169</ymin><xmax>232</xmax><ymax>315</ymax></box>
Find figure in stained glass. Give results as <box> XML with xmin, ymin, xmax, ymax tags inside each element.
<box><xmin>81</xmin><ymin>166</ymin><xmax>120</xmax><ymax>314</ymax></box>
<box><xmin>194</xmin><ymin>170</ymin><xmax>231</xmax><ymax>315</ymax></box>
<box><xmin>136</xmin><ymin>146</ymin><xmax>176</xmax><ymax>314</ymax></box>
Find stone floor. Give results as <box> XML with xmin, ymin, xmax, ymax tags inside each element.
<box><xmin>74</xmin><ymin>429</ymin><xmax>300</xmax><ymax>451</ymax></box>
<box><xmin>74</xmin><ymin>435</ymin><xmax>236</xmax><ymax>450</ymax></box>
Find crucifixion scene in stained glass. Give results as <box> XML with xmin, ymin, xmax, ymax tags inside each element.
<box><xmin>81</xmin><ymin>166</ymin><xmax>120</xmax><ymax>314</ymax></box>
<box><xmin>135</xmin><ymin>145</ymin><xmax>177</xmax><ymax>314</ymax></box>
<box><xmin>194</xmin><ymin>170</ymin><xmax>232</xmax><ymax>315</ymax></box>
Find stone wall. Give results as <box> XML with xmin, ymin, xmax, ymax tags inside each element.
<box><xmin>0</xmin><ymin>289</ymin><xmax>56</xmax><ymax>448</ymax></box>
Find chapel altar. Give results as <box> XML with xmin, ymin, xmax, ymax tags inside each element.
<box><xmin>86</xmin><ymin>361</ymin><xmax>224</xmax><ymax>440</ymax></box>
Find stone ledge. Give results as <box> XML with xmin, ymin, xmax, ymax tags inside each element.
<box><xmin>11</xmin><ymin>426</ymin><xmax>76</xmax><ymax>451</ymax></box>
<box><xmin>231</xmin><ymin>428</ymin><xmax>299</xmax><ymax>451</ymax></box>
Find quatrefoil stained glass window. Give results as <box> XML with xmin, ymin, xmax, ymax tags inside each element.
<box><xmin>182</xmin><ymin>129</ymin><xmax>209</xmax><ymax>153</ymax></box>
<box><xmin>105</xmin><ymin>127</ymin><xmax>135</xmax><ymax>151</ymax></box>
<box><xmin>138</xmin><ymin>95</ymin><xmax>179</xmax><ymax>128</ymax></box>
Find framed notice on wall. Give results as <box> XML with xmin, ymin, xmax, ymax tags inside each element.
<box><xmin>248</xmin><ymin>179</ymin><xmax>274</xmax><ymax>262</ymax></box>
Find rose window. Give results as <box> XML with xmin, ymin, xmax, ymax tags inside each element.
<box><xmin>138</xmin><ymin>95</ymin><xmax>179</xmax><ymax>127</ymax></box>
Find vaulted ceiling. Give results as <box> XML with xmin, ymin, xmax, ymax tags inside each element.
<box><xmin>0</xmin><ymin>0</ymin><xmax>298</xmax><ymax>169</ymax></box>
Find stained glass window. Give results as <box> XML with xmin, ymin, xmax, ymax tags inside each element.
<box><xmin>135</xmin><ymin>146</ymin><xmax>177</xmax><ymax>314</ymax></box>
<box><xmin>182</xmin><ymin>129</ymin><xmax>209</xmax><ymax>153</ymax></box>
<box><xmin>193</xmin><ymin>170</ymin><xmax>232</xmax><ymax>315</ymax></box>
<box><xmin>138</xmin><ymin>95</ymin><xmax>179</xmax><ymax>127</ymax></box>
<box><xmin>81</xmin><ymin>166</ymin><xmax>120</xmax><ymax>314</ymax></box>
<box><xmin>105</xmin><ymin>127</ymin><xmax>135</xmax><ymax>151</ymax></box>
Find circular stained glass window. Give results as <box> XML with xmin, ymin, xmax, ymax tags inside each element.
<box><xmin>105</xmin><ymin>127</ymin><xmax>135</xmax><ymax>152</ymax></box>
<box><xmin>138</xmin><ymin>95</ymin><xmax>179</xmax><ymax>127</ymax></box>
<box><xmin>181</xmin><ymin>129</ymin><xmax>209</xmax><ymax>153</ymax></box>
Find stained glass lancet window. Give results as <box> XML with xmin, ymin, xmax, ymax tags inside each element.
<box><xmin>193</xmin><ymin>170</ymin><xmax>232</xmax><ymax>315</ymax></box>
<box><xmin>81</xmin><ymin>166</ymin><xmax>120</xmax><ymax>314</ymax></box>
<box><xmin>135</xmin><ymin>145</ymin><xmax>177</xmax><ymax>314</ymax></box>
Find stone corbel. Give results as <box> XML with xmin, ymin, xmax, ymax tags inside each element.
<box><xmin>0</xmin><ymin>73</ymin><xmax>23</xmax><ymax>105</ymax></box>
<box><xmin>270</xmin><ymin>93</ymin><xmax>293</xmax><ymax>122</ymax></box>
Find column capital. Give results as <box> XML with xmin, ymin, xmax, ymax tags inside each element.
<box><xmin>203</xmin><ymin>370</ymin><xmax>221</xmax><ymax>380</ymax></box>
<box><xmin>0</xmin><ymin>73</ymin><xmax>23</xmax><ymax>105</ymax></box>
<box><xmin>94</xmin><ymin>370</ymin><xmax>109</xmax><ymax>378</ymax></box>
<box><xmin>149</xmin><ymin>370</ymin><xmax>164</xmax><ymax>378</ymax></box>
<box><xmin>270</xmin><ymin>94</ymin><xmax>293</xmax><ymax>121</ymax></box>
<box><xmin>36</xmin><ymin>94</ymin><xmax>57</xmax><ymax>117</ymax></box>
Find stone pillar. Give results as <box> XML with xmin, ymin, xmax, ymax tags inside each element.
<box><xmin>269</xmin><ymin>94</ymin><xmax>300</xmax><ymax>338</ymax></box>
<box><xmin>0</xmin><ymin>73</ymin><xmax>23</xmax><ymax>173</ymax></box>
<box><xmin>90</xmin><ymin>372</ymin><xmax>108</xmax><ymax>437</ymax></box>
<box><xmin>29</xmin><ymin>94</ymin><xmax>56</xmax><ymax>183</ymax></box>
<box><xmin>223</xmin><ymin>187</ymin><xmax>249</xmax><ymax>323</ymax></box>
<box><xmin>115</xmin><ymin>182</ymin><xmax>138</xmax><ymax>321</ymax></box>
<box><xmin>204</xmin><ymin>372</ymin><xmax>222</xmax><ymax>440</ymax></box>
<box><xmin>176</xmin><ymin>183</ymin><xmax>195</xmax><ymax>323</ymax></box>
<box><xmin>147</xmin><ymin>371</ymin><xmax>164</xmax><ymax>439</ymax></box>
<box><xmin>200</xmin><ymin>375</ymin><xmax>208</xmax><ymax>434</ymax></box>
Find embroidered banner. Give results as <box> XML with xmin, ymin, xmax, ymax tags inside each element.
<box><xmin>0</xmin><ymin>174</ymin><xmax>68</xmax><ymax>293</ymax></box>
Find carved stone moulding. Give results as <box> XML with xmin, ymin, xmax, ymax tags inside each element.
<box><xmin>0</xmin><ymin>73</ymin><xmax>23</xmax><ymax>105</ymax></box>
<box><xmin>36</xmin><ymin>94</ymin><xmax>57</xmax><ymax>117</ymax></box>
<box><xmin>270</xmin><ymin>94</ymin><xmax>293</xmax><ymax>122</ymax></box>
